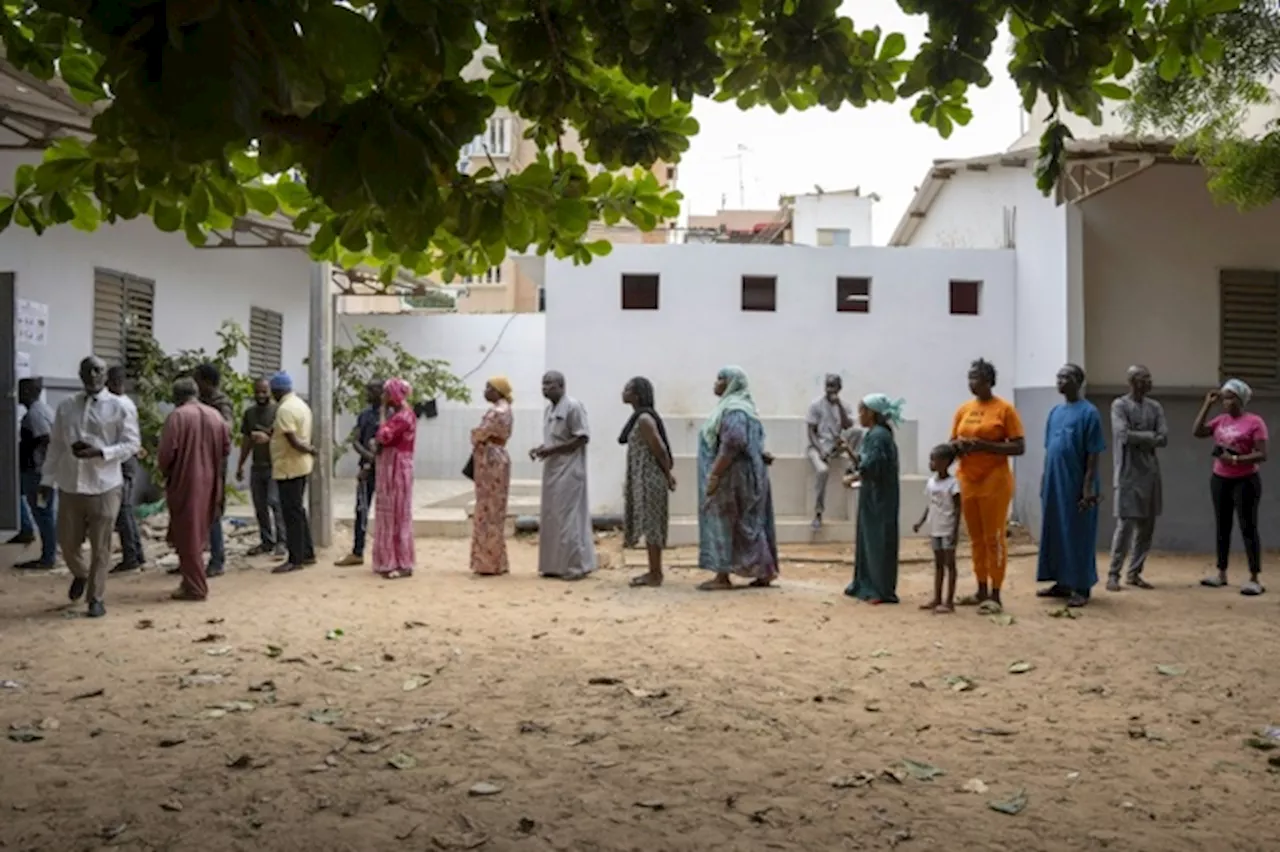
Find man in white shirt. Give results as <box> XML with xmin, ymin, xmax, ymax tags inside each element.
<box><xmin>40</xmin><ymin>356</ymin><xmax>141</xmax><ymax>618</ymax></box>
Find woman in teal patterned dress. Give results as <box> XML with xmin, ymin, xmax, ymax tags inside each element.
<box><xmin>697</xmin><ymin>366</ymin><xmax>779</xmax><ymax>591</ymax></box>
<box><xmin>843</xmin><ymin>393</ymin><xmax>903</xmax><ymax>603</ymax></box>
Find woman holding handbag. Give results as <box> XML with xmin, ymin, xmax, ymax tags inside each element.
<box><xmin>469</xmin><ymin>377</ymin><xmax>514</xmax><ymax>575</ymax></box>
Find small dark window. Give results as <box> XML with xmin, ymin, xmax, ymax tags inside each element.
<box><xmin>742</xmin><ymin>275</ymin><xmax>777</xmax><ymax>312</ymax></box>
<box><xmin>837</xmin><ymin>277</ymin><xmax>871</xmax><ymax>313</ymax></box>
<box><xmin>665</xmin><ymin>166</ymin><xmax>676</xmax><ymax>182</ymax></box>
<box><xmin>537</xmin><ymin>286</ymin><xmax>546</xmax><ymax>313</ymax></box>
<box><xmin>950</xmin><ymin>280</ymin><xmax>982</xmax><ymax>315</ymax></box>
<box><xmin>621</xmin><ymin>273</ymin><xmax>660</xmax><ymax>310</ymax></box>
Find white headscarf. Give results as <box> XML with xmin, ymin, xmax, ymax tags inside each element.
<box><xmin>1221</xmin><ymin>378</ymin><xmax>1252</xmax><ymax>406</ymax></box>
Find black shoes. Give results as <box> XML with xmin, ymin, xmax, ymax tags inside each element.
<box><xmin>86</xmin><ymin>600</ymin><xmax>106</xmax><ymax>618</ymax></box>
<box><xmin>68</xmin><ymin>577</ymin><xmax>86</xmax><ymax>602</ymax></box>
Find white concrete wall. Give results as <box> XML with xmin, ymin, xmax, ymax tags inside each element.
<box><xmin>791</xmin><ymin>193</ymin><xmax>873</xmax><ymax>246</ymax></box>
<box><xmin>545</xmin><ymin>244</ymin><xmax>1016</xmax><ymax>514</ymax></box>
<box><xmin>1082</xmin><ymin>163</ymin><xmax>1280</xmax><ymax>387</ymax></box>
<box><xmin>0</xmin><ymin>152</ymin><xmax>313</xmax><ymax>387</ymax></box>
<box><xmin>901</xmin><ymin>165</ymin><xmax>1072</xmax><ymax>390</ymax></box>
<box><xmin>333</xmin><ymin>313</ymin><xmax>546</xmax><ymax>480</ymax></box>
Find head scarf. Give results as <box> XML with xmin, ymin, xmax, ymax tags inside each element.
<box><xmin>1221</xmin><ymin>378</ymin><xmax>1252</xmax><ymax>406</ymax></box>
<box><xmin>384</xmin><ymin>377</ymin><xmax>411</xmax><ymax>407</ymax></box>
<box><xmin>269</xmin><ymin>371</ymin><xmax>293</xmax><ymax>393</ymax></box>
<box><xmin>861</xmin><ymin>393</ymin><xmax>905</xmax><ymax>426</ymax></box>
<box><xmin>618</xmin><ymin>376</ymin><xmax>671</xmax><ymax>455</ymax></box>
<box><xmin>488</xmin><ymin>375</ymin><xmax>513</xmax><ymax>403</ymax></box>
<box><xmin>700</xmin><ymin>366</ymin><xmax>760</xmax><ymax>448</ymax></box>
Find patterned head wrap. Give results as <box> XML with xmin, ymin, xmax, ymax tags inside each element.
<box><xmin>1221</xmin><ymin>378</ymin><xmax>1252</xmax><ymax>406</ymax></box>
<box><xmin>384</xmin><ymin>377</ymin><xmax>411</xmax><ymax>406</ymax></box>
<box><xmin>488</xmin><ymin>376</ymin><xmax>513</xmax><ymax>402</ymax></box>
<box><xmin>861</xmin><ymin>393</ymin><xmax>905</xmax><ymax>425</ymax></box>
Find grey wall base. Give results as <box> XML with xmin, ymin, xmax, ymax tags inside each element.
<box><xmin>1014</xmin><ymin>387</ymin><xmax>1275</xmax><ymax>556</ymax></box>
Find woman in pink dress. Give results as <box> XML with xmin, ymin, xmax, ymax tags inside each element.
<box><xmin>470</xmin><ymin>376</ymin><xmax>514</xmax><ymax>575</ymax></box>
<box><xmin>373</xmin><ymin>378</ymin><xmax>416</xmax><ymax>579</ymax></box>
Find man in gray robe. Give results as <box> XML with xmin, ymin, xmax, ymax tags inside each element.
<box><xmin>531</xmin><ymin>371</ymin><xmax>596</xmax><ymax>580</ymax></box>
<box><xmin>1107</xmin><ymin>365</ymin><xmax>1167</xmax><ymax>591</ymax></box>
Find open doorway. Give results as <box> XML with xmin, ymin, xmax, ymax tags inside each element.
<box><xmin>0</xmin><ymin>272</ymin><xmax>16</xmax><ymax>531</ymax></box>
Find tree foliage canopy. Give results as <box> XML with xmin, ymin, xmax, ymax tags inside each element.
<box><xmin>0</xmin><ymin>0</ymin><xmax>1246</xmax><ymax>285</ymax></box>
<box><xmin>1124</xmin><ymin>0</ymin><xmax>1280</xmax><ymax>210</ymax></box>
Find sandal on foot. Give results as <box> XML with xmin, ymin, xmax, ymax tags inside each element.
<box><xmin>698</xmin><ymin>579</ymin><xmax>734</xmax><ymax>592</ymax></box>
<box><xmin>1240</xmin><ymin>580</ymin><xmax>1266</xmax><ymax>596</ymax></box>
<box><xmin>1200</xmin><ymin>576</ymin><xmax>1228</xmax><ymax>588</ymax></box>
<box><xmin>1106</xmin><ymin>578</ymin><xmax>1121</xmax><ymax>592</ymax></box>
<box><xmin>976</xmin><ymin>600</ymin><xmax>1003</xmax><ymax>615</ymax></box>
<box><xmin>629</xmin><ymin>574</ymin><xmax>662</xmax><ymax>588</ymax></box>
<box><xmin>1126</xmin><ymin>577</ymin><xmax>1155</xmax><ymax>590</ymax></box>
<box><xmin>956</xmin><ymin>594</ymin><xmax>986</xmax><ymax>606</ymax></box>
<box><xmin>1066</xmin><ymin>593</ymin><xmax>1089</xmax><ymax>608</ymax></box>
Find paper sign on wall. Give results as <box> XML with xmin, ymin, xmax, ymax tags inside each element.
<box><xmin>15</xmin><ymin>351</ymin><xmax>30</xmax><ymax>379</ymax></box>
<box><xmin>16</xmin><ymin>299</ymin><xmax>48</xmax><ymax>346</ymax></box>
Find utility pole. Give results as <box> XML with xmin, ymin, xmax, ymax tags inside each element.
<box><xmin>308</xmin><ymin>261</ymin><xmax>334</xmax><ymax>548</ymax></box>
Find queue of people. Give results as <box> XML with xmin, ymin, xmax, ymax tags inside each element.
<box><xmin>13</xmin><ymin>356</ymin><xmax>1268</xmax><ymax>614</ymax></box>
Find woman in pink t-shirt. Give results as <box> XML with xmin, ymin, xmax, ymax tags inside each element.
<box><xmin>1193</xmin><ymin>378</ymin><xmax>1267</xmax><ymax>595</ymax></box>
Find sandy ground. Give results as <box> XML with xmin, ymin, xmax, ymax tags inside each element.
<box><xmin>1</xmin><ymin>532</ymin><xmax>1278</xmax><ymax>852</ymax></box>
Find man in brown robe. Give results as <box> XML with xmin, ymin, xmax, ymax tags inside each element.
<box><xmin>159</xmin><ymin>377</ymin><xmax>230</xmax><ymax>601</ymax></box>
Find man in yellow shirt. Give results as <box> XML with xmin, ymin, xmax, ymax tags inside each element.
<box><xmin>268</xmin><ymin>372</ymin><xmax>317</xmax><ymax>574</ymax></box>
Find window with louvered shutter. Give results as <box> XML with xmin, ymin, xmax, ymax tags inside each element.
<box><xmin>93</xmin><ymin>269</ymin><xmax>154</xmax><ymax>377</ymax></box>
<box><xmin>1220</xmin><ymin>269</ymin><xmax>1280</xmax><ymax>387</ymax></box>
<box><xmin>248</xmin><ymin>306</ymin><xmax>284</xmax><ymax>378</ymax></box>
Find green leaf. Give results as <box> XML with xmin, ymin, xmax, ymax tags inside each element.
<box><xmin>154</xmin><ymin>203</ymin><xmax>182</xmax><ymax>233</ymax></box>
<box><xmin>187</xmin><ymin>184</ymin><xmax>210</xmax><ymax>223</ymax></box>
<box><xmin>553</xmin><ymin>198</ymin><xmax>590</xmax><ymax>234</ymax></box>
<box><xmin>58</xmin><ymin>52</ymin><xmax>105</xmax><ymax>101</ymax></box>
<box><xmin>648</xmin><ymin>84</ymin><xmax>672</xmax><ymax>116</ymax></box>
<box><xmin>879</xmin><ymin>32</ymin><xmax>907</xmax><ymax>61</ymax></box>
<box><xmin>306</xmin><ymin>5</ymin><xmax>384</xmax><ymax>85</ymax></box>
<box><xmin>230</xmin><ymin>151</ymin><xmax>261</xmax><ymax>180</ymax></box>
<box><xmin>1093</xmin><ymin>82</ymin><xmax>1131</xmax><ymax>100</ymax></box>
<box><xmin>1158</xmin><ymin>45</ymin><xmax>1183</xmax><ymax>82</ymax></box>
<box><xmin>243</xmin><ymin>186</ymin><xmax>279</xmax><ymax>216</ymax></box>
<box><xmin>586</xmin><ymin>239</ymin><xmax>613</xmax><ymax>256</ymax></box>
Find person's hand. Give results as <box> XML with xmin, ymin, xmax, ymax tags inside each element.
<box><xmin>529</xmin><ymin>446</ymin><xmax>545</xmax><ymax>461</ymax></box>
<box><xmin>250</xmin><ymin>430</ymin><xmax>270</xmax><ymax>445</ymax></box>
<box><xmin>136</xmin><ymin>447</ymin><xmax>149</xmax><ymax>460</ymax></box>
<box><xmin>762</xmin><ymin>451</ymin><xmax>774</xmax><ymax>466</ymax></box>
<box><xmin>705</xmin><ymin>472</ymin><xmax>720</xmax><ymax>496</ymax></box>
<box><xmin>1205</xmin><ymin>390</ymin><xmax>1222</xmax><ymax>405</ymax></box>
<box><xmin>912</xmin><ymin>521</ymin><xmax>923</xmax><ymax>534</ymax></box>
<box><xmin>236</xmin><ymin>465</ymin><xmax>246</xmax><ymax>484</ymax></box>
<box><xmin>666</xmin><ymin>471</ymin><xmax>678</xmax><ymax>492</ymax></box>
<box><xmin>357</xmin><ymin>467</ymin><xmax>368</xmax><ymax>481</ymax></box>
<box><xmin>1077</xmin><ymin>493</ymin><xmax>1101</xmax><ymax>511</ymax></box>
<box><xmin>952</xmin><ymin>439</ymin><xmax>976</xmax><ymax>456</ymax></box>
<box><xmin>842</xmin><ymin>473</ymin><xmax>858</xmax><ymax>488</ymax></box>
<box><xmin>72</xmin><ymin>444</ymin><xmax>103</xmax><ymax>459</ymax></box>
<box><xmin>37</xmin><ymin>485</ymin><xmax>53</xmax><ymax>505</ymax></box>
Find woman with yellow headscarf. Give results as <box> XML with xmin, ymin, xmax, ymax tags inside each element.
<box><xmin>470</xmin><ymin>376</ymin><xmax>514</xmax><ymax>575</ymax></box>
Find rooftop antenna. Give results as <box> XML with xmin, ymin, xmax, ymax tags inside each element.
<box><xmin>723</xmin><ymin>143</ymin><xmax>750</xmax><ymax>207</ymax></box>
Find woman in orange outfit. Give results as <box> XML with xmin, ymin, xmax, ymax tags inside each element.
<box><xmin>950</xmin><ymin>359</ymin><xmax>1025</xmax><ymax>609</ymax></box>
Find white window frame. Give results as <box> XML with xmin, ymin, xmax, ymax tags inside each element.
<box><xmin>464</xmin><ymin>116</ymin><xmax>512</xmax><ymax>159</ymax></box>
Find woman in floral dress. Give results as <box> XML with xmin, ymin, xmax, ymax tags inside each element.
<box><xmin>372</xmin><ymin>378</ymin><xmax>417</xmax><ymax>579</ymax></box>
<box><xmin>470</xmin><ymin>377</ymin><xmax>514</xmax><ymax>575</ymax></box>
<box><xmin>620</xmin><ymin>377</ymin><xmax>675</xmax><ymax>587</ymax></box>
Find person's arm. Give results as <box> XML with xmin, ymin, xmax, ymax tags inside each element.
<box><xmin>376</xmin><ymin>411</ymin><xmax>410</xmax><ymax>446</ymax></box>
<box><xmin>350</xmin><ymin>420</ymin><xmax>375</xmax><ymax>462</ymax></box>
<box><xmin>1125</xmin><ymin>401</ymin><xmax>1169</xmax><ymax>448</ymax></box>
<box><xmin>706</xmin><ymin>412</ymin><xmax>750</xmax><ymax>494</ymax></box>
<box><xmin>278</xmin><ymin>407</ymin><xmax>317</xmax><ymax>455</ymax></box>
<box><xmin>972</xmin><ymin>403</ymin><xmax>1027</xmax><ymax>456</ymax></box>
<box><xmin>99</xmin><ymin>401</ymin><xmax>141</xmax><ymax>463</ymax></box>
<box><xmin>807</xmin><ymin>421</ymin><xmax>824</xmax><ymax>458</ymax></box>
<box><xmin>540</xmin><ymin>402</ymin><xmax>590</xmax><ymax>458</ymax></box>
<box><xmin>637</xmin><ymin>414</ymin><xmax>672</xmax><ymax>472</ymax></box>
<box><xmin>836</xmin><ymin>398</ymin><xmax>854</xmax><ymax>430</ymax></box>
<box><xmin>856</xmin><ymin>427</ymin><xmax>891</xmax><ymax>477</ymax></box>
<box><xmin>39</xmin><ymin>403</ymin><xmax>67</xmax><ymax>491</ymax></box>
<box><xmin>158</xmin><ymin>414</ymin><xmax>178</xmax><ymax>478</ymax></box>
<box><xmin>1227</xmin><ymin>418</ymin><xmax>1269</xmax><ymax>465</ymax></box>
<box><xmin>1080</xmin><ymin>406</ymin><xmax>1107</xmax><ymax>509</ymax></box>
<box><xmin>1110</xmin><ymin>398</ymin><xmax>1129</xmax><ymax>451</ymax></box>
<box><xmin>235</xmin><ymin>412</ymin><xmax>254</xmax><ymax>476</ymax></box>
<box><xmin>1193</xmin><ymin>391</ymin><xmax>1219</xmax><ymax>438</ymax></box>
<box><xmin>913</xmin><ymin>491</ymin><xmax>929</xmax><ymax>533</ymax></box>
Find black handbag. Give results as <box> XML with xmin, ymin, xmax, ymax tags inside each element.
<box><xmin>462</xmin><ymin>453</ymin><xmax>475</xmax><ymax>480</ymax></box>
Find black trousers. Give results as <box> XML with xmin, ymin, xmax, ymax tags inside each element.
<box><xmin>277</xmin><ymin>475</ymin><xmax>315</xmax><ymax>567</ymax></box>
<box><xmin>1210</xmin><ymin>473</ymin><xmax>1261</xmax><ymax>574</ymax></box>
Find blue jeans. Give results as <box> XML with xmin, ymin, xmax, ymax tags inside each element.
<box><xmin>208</xmin><ymin>516</ymin><xmax>225</xmax><ymax>569</ymax></box>
<box><xmin>20</xmin><ymin>469</ymin><xmax>56</xmax><ymax>565</ymax></box>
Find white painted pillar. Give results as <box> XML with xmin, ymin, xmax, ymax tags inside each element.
<box><xmin>308</xmin><ymin>261</ymin><xmax>334</xmax><ymax>548</ymax></box>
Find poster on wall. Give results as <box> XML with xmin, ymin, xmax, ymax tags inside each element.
<box><xmin>16</xmin><ymin>299</ymin><xmax>48</xmax><ymax>346</ymax></box>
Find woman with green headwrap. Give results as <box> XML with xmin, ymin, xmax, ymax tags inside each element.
<box><xmin>697</xmin><ymin>366</ymin><xmax>779</xmax><ymax>590</ymax></box>
<box><xmin>843</xmin><ymin>393</ymin><xmax>903</xmax><ymax>603</ymax></box>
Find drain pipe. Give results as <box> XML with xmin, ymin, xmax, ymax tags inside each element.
<box><xmin>513</xmin><ymin>514</ymin><xmax>623</xmax><ymax>534</ymax></box>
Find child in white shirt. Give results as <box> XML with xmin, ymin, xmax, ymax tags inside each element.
<box><xmin>913</xmin><ymin>444</ymin><xmax>961</xmax><ymax>612</ymax></box>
